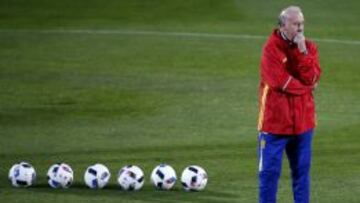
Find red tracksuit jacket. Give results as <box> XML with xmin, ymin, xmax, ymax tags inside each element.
<box><xmin>258</xmin><ymin>29</ymin><xmax>322</xmax><ymax>135</ymax></box>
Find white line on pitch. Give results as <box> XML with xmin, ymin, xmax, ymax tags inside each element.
<box><xmin>0</xmin><ymin>28</ymin><xmax>359</xmax><ymax>45</ymax></box>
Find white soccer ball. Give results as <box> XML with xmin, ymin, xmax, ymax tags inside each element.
<box><xmin>181</xmin><ymin>165</ymin><xmax>208</xmax><ymax>191</ymax></box>
<box><xmin>150</xmin><ymin>164</ymin><xmax>177</xmax><ymax>190</ymax></box>
<box><xmin>47</xmin><ymin>163</ymin><xmax>61</xmax><ymax>188</ymax></box>
<box><xmin>47</xmin><ymin>163</ymin><xmax>74</xmax><ymax>188</ymax></box>
<box><xmin>84</xmin><ymin>163</ymin><xmax>111</xmax><ymax>189</ymax></box>
<box><xmin>8</xmin><ymin>162</ymin><xmax>36</xmax><ymax>187</ymax></box>
<box><xmin>117</xmin><ymin>165</ymin><xmax>144</xmax><ymax>191</ymax></box>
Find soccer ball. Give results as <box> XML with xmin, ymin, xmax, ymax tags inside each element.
<box><xmin>47</xmin><ymin>163</ymin><xmax>74</xmax><ymax>188</ymax></box>
<box><xmin>47</xmin><ymin>163</ymin><xmax>61</xmax><ymax>188</ymax></box>
<box><xmin>117</xmin><ymin>165</ymin><xmax>144</xmax><ymax>191</ymax></box>
<box><xmin>181</xmin><ymin>165</ymin><xmax>208</xmax><ymax>191</ymax></box>
<box><xmin>8</xmin><ymin>162</ymin><xmax>36</xmax><ymax>187</ymax></box>
<box><xmin>150</xmin><ymin>164</ymin><xmax>177</xmax><ymax>190</ymax></box>
<box><xmin>84</xmin><ymin>163</ymin><xmax>111</xmax><ymax>189</ymax></box>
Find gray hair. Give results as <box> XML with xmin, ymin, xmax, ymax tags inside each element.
<box><xmin>278</xmin><ymin>6</ymin><xmax>303</xmax><ymax>26</ymax></box>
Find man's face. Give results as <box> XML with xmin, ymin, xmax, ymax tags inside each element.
<box><xmin>282</xmin><ymin>12</ymin><xmax>304</xmax><ymax>40</ymax></box>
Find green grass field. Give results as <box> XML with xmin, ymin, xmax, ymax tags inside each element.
<box><xmin>0</xmin><ymin>0</ymin><xmax>359</xmax><ymax>202</ymax></box>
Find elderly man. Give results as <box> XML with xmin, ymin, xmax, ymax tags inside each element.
<box><xmin>258</xmin><ymin>6</ymin><xmax>321</xmax><ymax>203</ymax></box>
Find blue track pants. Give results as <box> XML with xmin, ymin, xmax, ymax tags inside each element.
<box><xmin>258</xmin><ymin>130</ymin><xmax>313</xmax><ymax>203</ymax></box>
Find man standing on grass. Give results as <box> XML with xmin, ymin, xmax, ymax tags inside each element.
<box><xmin>257</xmin><ymin>6</ymin><xmax>322</xmax><ymax>203</ymax></box>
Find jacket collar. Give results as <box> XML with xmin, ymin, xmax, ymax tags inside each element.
<box><xmin>272</xmin><ymin>29</ymin><xmax>297</xmax><ymax>48</ymax></box>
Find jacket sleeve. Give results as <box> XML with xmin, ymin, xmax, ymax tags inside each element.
<box><xmin>295</xmin><ymin>42</ymin><xmax>322</xmax><ymax>85</ymax></box>
<box><xmin>261</xmin><ymin>45</ymin><xmax>313</xmax><ymax>95</ymax></box>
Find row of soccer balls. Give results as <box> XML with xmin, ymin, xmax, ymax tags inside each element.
<box><xmin>9</xmin><ymin>161</ymin><xmax>208</xmax><ymax>191</ymax></box>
